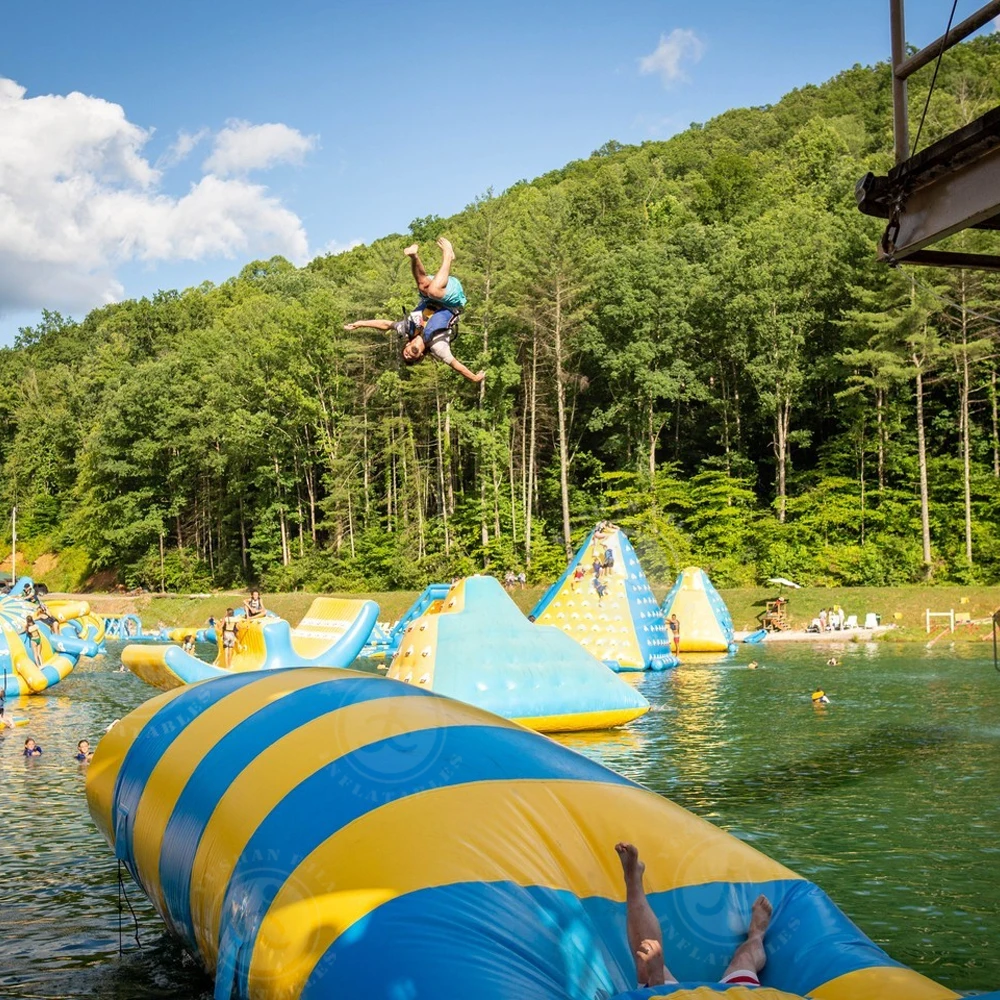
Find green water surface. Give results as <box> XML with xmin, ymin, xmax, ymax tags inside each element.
<box><xmin>1</xmin><ymin>640</ymin><xmax>998</xmax><ymax>998</ymax></box>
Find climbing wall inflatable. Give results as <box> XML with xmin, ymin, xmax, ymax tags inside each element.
<box><xmin>530</xmin><ymin>523</ymin><xmax>675</xmax><ymax>670</ymax></box>
<box><xmin>661</xmin><ymin>566</ymin><xmax>736</xmax><ymax>653</ymax></box>
<box><xmin>387</xmin><ymin>575</ymin><xmax>648</xmax><ymax>731</ymax></box>
<box><xmin>88</xmin><ymin>669</ymin><xmax>966</xmax><ymax>1000</ymax></box>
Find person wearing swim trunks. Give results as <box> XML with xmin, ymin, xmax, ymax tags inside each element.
<box><xmin>615</xmin><ymin>841</ymin><xmax>773</xmax><ymax>989</ymax></box>
<box><xmin>220</xmin><ymin>608</ymin><xmax>240</xmax><ymax>669</ymax></box>
<box><xmin>667</xmin><ymin>614</ymin><xmax>681</xmax><ymax>655</ymax></box>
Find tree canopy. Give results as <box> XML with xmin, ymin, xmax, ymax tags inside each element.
<box><xmin>4</xmin><ymin>37</ymin><xmax>1000</xmax><ymax>591</ymax></box>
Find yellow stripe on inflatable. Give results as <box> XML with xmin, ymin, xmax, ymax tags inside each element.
<box><xmin>88</xmin><ymin>686</ymin><xmax>190</xmax><ymax>846</ymax></box>
<box><xmin>249</xmin><ymin>779</ymin><xmax>800</xmax><ymax>999</ymax></box>
<box><xmin>513</xmin><ymin>707</ymin><xmax>648</xmax><ymax>731</ymax></box>
<box><xmin>809</xmin><ymin>965</ymin><xmax>960</xmax><ymax>1000</ymax></box>
<box><xmin>193</xmin><ymin>695</ymin><xmax>524</xmax><ymax>965</ymax></box>
<box><xmin>122</xmin><ymin>646</ymin><xmax>192</xmax><ymax>691</ymax></box>
<box><xmin>671</xmin><ymin>991</ymin><xmax>803</xmax><ymax>1000</ymax></box>
<box><xmin>289</xmin><ymin>598</ymin><xmax>379</xmax><ymax>658</ymax></box>
<box><xmin>132</xmin><ymin>671</ymin><xmax>343</xmax><ymax>920</ymax></box>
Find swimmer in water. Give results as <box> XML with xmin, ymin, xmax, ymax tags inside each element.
<box><xmin>811</xmin><ymin>689</ymin><xmax>830</xmax><ymax>705</ymax></box>
<box><xmin>826</xmin><ymin>657</ymin><xmax>839</xmax><ymax>667</ymax></box>
<box><xmin>748</xmin><ymin>660</ymin><xmax>759</xmax><ymax>670</ymax></box>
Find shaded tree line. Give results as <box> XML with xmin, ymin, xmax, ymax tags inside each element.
<box><xmin>3</xmin><ymin>37</ymin><xmax>1000</xmax><ymax>591</ymax></box>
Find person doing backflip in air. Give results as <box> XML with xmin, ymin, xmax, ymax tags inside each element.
<box><xmin>344</xmin><ymin>238</ymin><xmax>484</xmax><ymax>384</ymax></box>
<box><xmin>615</xmin><ymin>841</ymin><xmax>773</xmax><ymax>989</ymax></box>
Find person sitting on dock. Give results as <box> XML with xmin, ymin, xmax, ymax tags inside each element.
<box><xmin>615</xmin><ymin>841</ymin><xmax>773</xmax><ymax>989</ymax></box>
<box><xmin>220</xmin><ymin>609</ymin><xmax>240</xmax><ymax>668</ymax></box>
<box><xmin>243</xmin><ymin>590</ymin><xmax>266</xmax><ymax>620</ymax></box>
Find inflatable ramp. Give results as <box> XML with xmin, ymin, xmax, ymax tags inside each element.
<box><xmin>387</xmin><ymin>576</ymin><xmax>648</xmax><ymax>731</ymax></box>
<box><xmin>88</xmin><ymin>669</ymin><xmax>968</xmax><ymax>1000</ymax></box>
<box><xmin>122</xmin><ymin>597</ymin><xmax>378</xmax><ymax>691</ymax></box>
<box><xmin>662</xmin><ymin>566</ymin><xmax>736</xmax><ymax>653</ymax></box>
<box><xmin>530</xmin><ymin>522</ymin><xmax>675</xmax><ymax>670</ymax></box>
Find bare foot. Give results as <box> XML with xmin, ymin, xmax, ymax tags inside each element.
<box><xmin>615</xmin><ymin>841</ymin><xmax>645</xmax><ymax>884</ymax></box>
<box><xmin>437</xmin><ymin>236</ymin><xmax>454</xmax><ymax>259</ymax></box>
<box><xmin>748</xmin><ymin>895</ymin><xmax>772</xmax><ymax>938</ymax></box>
<box><xmin>403</xmin><ymin>243</ymin><xmax>419</xmax><ymax>257</ymax></box>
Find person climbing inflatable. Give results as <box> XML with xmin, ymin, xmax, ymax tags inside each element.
<box><xmin>344</xmin><ymin>238</ymin><xmax>484</xmax><ymax>384</ymax></box>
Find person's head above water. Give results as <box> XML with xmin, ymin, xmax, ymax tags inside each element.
<box><xmin>24</xmin><ymin>738</ymin><xmax>36</xmax><ymax>749</ymax></box>
<box><xmin>78</xmin><ymin>739</ymin><xmax>90</xmax><ymax>753</ymax></box>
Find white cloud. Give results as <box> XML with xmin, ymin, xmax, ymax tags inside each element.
<box><xmin>321</xmin><ymin>238</ymin><xmax>363</xmax><ymax>255</ymax></box>
<box><xmin>0</xmin><ymin>79</ymin><xmax>310</xmax><ymax>316</ymax></box>
<box><xmin>638</xmin><ymin>29</ymin><xmax>706</xmax><ymax>86</ymax></box>
<box><xmin>204</xmin><ymin>120</ymin><xmax>317</xmax><ymax>176</ymax></box>
<box><xmin>157</xmin><ymin>127</ymin><xmax>209</xmax><ymax>169</ymax></box>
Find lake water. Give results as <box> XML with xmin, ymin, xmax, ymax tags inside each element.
<box><xmin>1</xmin><ymin>640</ymin><xmax>998</xmax><ymax>998</ymax></box>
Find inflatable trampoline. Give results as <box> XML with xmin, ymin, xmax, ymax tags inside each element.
<box><xmin>88</xmin><ymin>669</ymin><xmax>970</xmax><ymax>1000</ymax></box>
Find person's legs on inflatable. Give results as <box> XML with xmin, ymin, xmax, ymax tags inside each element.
<box><xmin>616</xmin><ymin>842</ymin><xmax>675</xmax><ymax>987</ymax></box>
<box><xmin>719</xmin><ymin>894</ymin><xmax>772</xmax><ymax>986</ymax></box>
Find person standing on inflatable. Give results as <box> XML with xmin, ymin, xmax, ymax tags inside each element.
<box><xmin>344</xmin><ymin>238</ymin><xmax>484</xmax><ymax>384</ymax></box>
<box><xmin>667</xmin><ymin>614</ymin><xmax>681</xmax><ymax>654</ymax></box>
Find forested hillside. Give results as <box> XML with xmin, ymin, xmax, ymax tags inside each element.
<box><xmin>4</xmin><ymin>36</ymin><xmax>1000</xmax><ymax>592</ymax></box>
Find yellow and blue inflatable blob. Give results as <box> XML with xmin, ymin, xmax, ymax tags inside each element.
<box><xmin>661</xmin><ymin>567</ymin><xmax>737</xmax><ymax>653</ymax></box>
<box><xmin>122</xmin><ymin>598</ymin><xmax>379</xmax><ymax>691</ymax></box>
<box><xmin>531</xmin><ymin>523</ymin><xmax>676</xmax><ymax>671</ymax></box>
<box><xmin>87</xmin><ymin>669</ymin><xmax>966</xmax><ymax>1000</ymax></box>
<box><xmin>0</xmin><ymin>592</ymin><xmax>100</xmax><ymax>697</ymax></box>
<box><xmin>387</xmin><ymin>575</ymin><xmax>648</xmax><ymax>730</ymax></box>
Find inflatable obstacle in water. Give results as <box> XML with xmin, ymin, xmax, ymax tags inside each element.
<box><xmin>387</xmin><ymin>575</ymin><xmax>648</xmax><ymax>731</ymax></box>
<box><xmin>531</xmin><ymin>522</ymin><xmax>676</xmax><ymax>670</ymax></box>
<box><xmin>0</xmin><ymin>589</ymin><xmax>100</xmax><ymax>697</ymax></box>
<box><xmin>88</xmin><ymin>668</ymin><xmax>969</xmax><ymax>1000</ymax></box>
<box><xmin>121</xmin><ymin>597</ymin><xmax>379</xmax><ymax>690</ymax></box>
<box><xmin>361</xmin><ymin>583</ymin><xmax>451</xmax><ymax>660</ymax></box>
<box><xmin>662</xmin><ymin>566</ymin><xmax>737</xmax><ymax>653</ymax></box>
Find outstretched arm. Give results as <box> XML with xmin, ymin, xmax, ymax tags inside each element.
<box><xmin>449</xmin><ymin>357</ymin><xmax>485</xmax><ymax>383</ymax></box>
<box><xmin>344</xmin><ymin>319</ymin><xmax>393</xmax><ymax>331</ymax></box>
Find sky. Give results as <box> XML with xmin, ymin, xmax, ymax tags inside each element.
<box><xmin>1</xmin><ymin>0</ymin><xmax>997</xmax><ymax>342</ymax></box>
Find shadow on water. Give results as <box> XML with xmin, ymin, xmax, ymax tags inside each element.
<box><xmin>670</xmin><ymin>723</ymin><xmax>957</xmax><ymax>811</ymax></box>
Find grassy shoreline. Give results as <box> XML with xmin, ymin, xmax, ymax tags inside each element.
<box><xmin>54</xmin><ymin>582</ymin><xmax>1000</xmax><ymax>644</ymax></box>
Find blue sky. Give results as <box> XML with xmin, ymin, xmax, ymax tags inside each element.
<box><xmin>1</xmin><ymin>0</ymin><xmax>996</xmax><ymax>341</ymax></box>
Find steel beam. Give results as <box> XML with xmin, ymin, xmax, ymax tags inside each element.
<box><xmin>890</xmin><ymin>0</ymin><xmax>909</xmax><ymax>163</ymax></box>
<box><xmin>882</xmin><ymin>142</ymin><xmax>1000</xmax><ymax>259</ymax></box>
<box><xmin>894</xmin><ymin>0</ymin><xmax>1000</xmax><ymax>81</ymax></box>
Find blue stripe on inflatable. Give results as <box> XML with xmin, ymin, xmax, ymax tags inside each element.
<box><xmin>230</xmin><ymin>725</ymin><xmax>637</xmax><ymax>997</ymax></box>
<box><xmin>160</xmin><ymin>677</ymin><xmax>435</xmax><ymax>947</ymax></box>
<box><xmin>301</xmin><ymin>879</ymin><xmax>899</xmax><ymax>1000</ymax></box>
<box><xmin>111</xmin><ymin>672</ymin><xmax>266</xmax><ymax>878</ymax></box>
<box><xmin>40</xmin><ymin>663</ymin><xmax>62</xmax><ymax>685</ymax></box>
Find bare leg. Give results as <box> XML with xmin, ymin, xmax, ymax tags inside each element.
<box><xmin>721</xmin><ymin>895</ymin><xmax>772</xmax><ymax>981</ymax></box>
<box><xmin>616</xmin><ymin>842</ymin><xmax>673</xmax><ymax>986</ymax></box>
<box><xmin>404</xmin><ymin>240</ymin><xmax>454</xmax><ymax>300</ymax></box>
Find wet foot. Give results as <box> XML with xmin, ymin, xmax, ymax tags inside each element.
<box><xmin>403</xmin><ymin>243</ymin><xmax>419</xmax><ymax>256</ymax></box>
<box><xmin>748</xmin><ymin>895</ymin><xmax>772</xmax><ymax>938</ymax></box>
<box><xmin>615</xmin><ymin>842</ymin><xmax>645</xmax><ymax>885</ymax></box>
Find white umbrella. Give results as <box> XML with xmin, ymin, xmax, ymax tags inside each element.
<box><xmin>767</xmin><ymin>577</ymin><xmax>801</xmax><ymax>590</ymax></box>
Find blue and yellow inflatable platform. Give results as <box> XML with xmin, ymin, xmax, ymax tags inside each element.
<box><xmin>387</xmin><ymin>575</ymin><xmax>649</xmax><ymax>730</ymax></box>
<box><xmin>662</xmin><ymin>566</ymin><xmax>737</xmax><ymax>653</ymax></box>
<box><xmin>87</xmin><ymin>669</ymin><xmax>969</xmax><ymax>1000</ymax></box>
